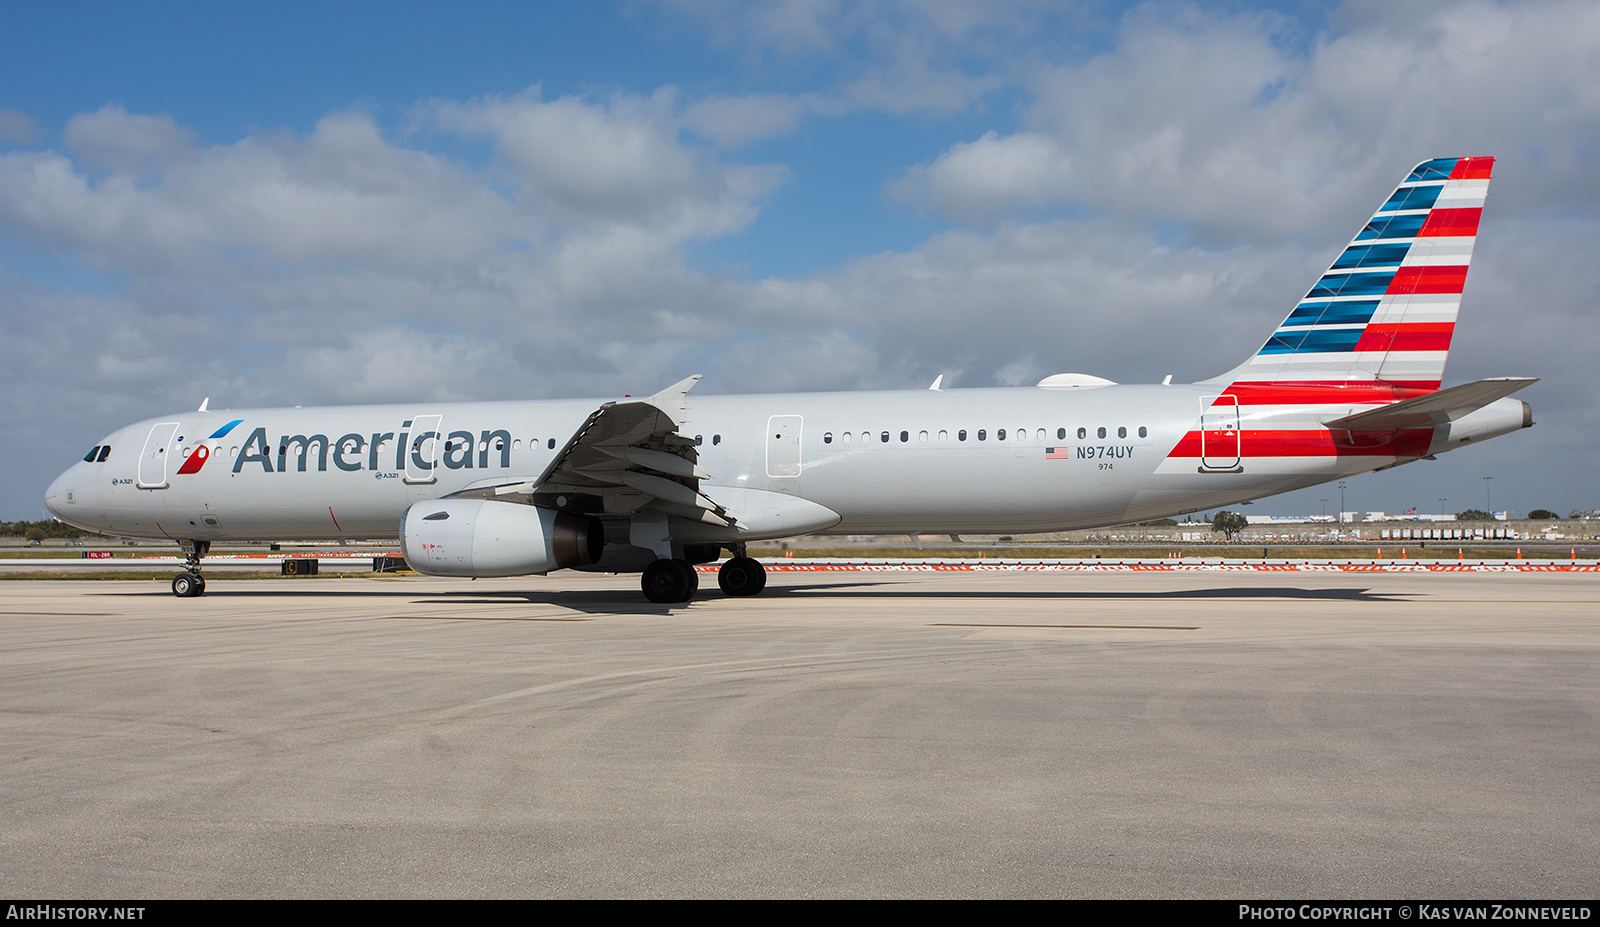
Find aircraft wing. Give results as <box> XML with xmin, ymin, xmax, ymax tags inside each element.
<box><xmin>458</xmin><ymin>375</ymin><xmax>734</xmax><ymax>528</ymax></box>
<box><xmin>1322</xmin><ymin>378</ymin><xmax>1539</xmax><ymax>431</ymax></box>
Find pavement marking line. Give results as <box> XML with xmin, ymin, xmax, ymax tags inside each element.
<box><xmin>378</xmin><ymin>615</ymin><xmax>591</xmax><ymax>622</ymax></box>
<box><xmin>0</xmin><ymin>611</ymin><xmax>116</xmax><ymax>616</ymax></box>
<box><xmin>932</xmin><ymin>623</ymin><xmax>1199</xmax><ymax>630</ymax></box>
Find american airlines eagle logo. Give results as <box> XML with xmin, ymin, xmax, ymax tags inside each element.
<box><xmin>175</xmin><ymin>420</ymin><xmax>243</xmax><ymax>475</ymax></box>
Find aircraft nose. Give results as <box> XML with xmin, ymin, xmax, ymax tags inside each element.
<box><xmin>43</xmin><ymin>467</ymin><xmax>73</xmax><ymax>519</ymax></box>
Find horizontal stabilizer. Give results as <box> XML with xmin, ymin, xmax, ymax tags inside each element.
<box><xmin>1322</xmin><ymin>378</ymin><xmax>1538</xmax><ymax>431</ymax></box>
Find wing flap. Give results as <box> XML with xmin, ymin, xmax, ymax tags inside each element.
<box><xmin>529</xmin><ymin>374</ymin><xmax>732</xmax><ymax>523</ymax></box>
<box><xmin>445</xmin><ymin>374</ymin><xmax>732</xmax><ymax>525</ymax></box>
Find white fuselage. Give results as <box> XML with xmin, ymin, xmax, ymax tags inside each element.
<box><xmin>42</xmin><ymin>382</ymin><xmax>1529</xmax><ymax>545</ymax></box>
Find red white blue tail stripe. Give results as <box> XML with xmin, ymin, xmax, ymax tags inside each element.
<box><xmin>1215</xmin><ymin>156</ymin><xmax>1492</xmax><ymax>394</ymax></box>
<box><xmin>1165</xmin><ymin>158</ymin><xmax>1495</xmax><ymax>473</ymax></box>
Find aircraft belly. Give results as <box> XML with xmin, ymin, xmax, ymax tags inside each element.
<box><xmin>149</xmin><ymin>471</ymin><xmax>401</xmax><ymax>540</ymax></box>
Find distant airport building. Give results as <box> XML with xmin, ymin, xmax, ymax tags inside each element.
<box><xmin>1244</xmin><ymin>512</ymin><xmax>1458</xmax><ymax>526</ymax></box>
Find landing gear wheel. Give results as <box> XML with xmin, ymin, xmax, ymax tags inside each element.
<box><xmin>171</xmin><ymin>572</ymin><xmax>203</xmax><ymax>598</ymax></box>
<box><xmin>718</xmin><ymin>557</ymin><xmax>767</xmax><ymax>597</ymax></box>
<box><xmin>173</xmin><ymin>539</ymin><xmax>210</xmax><ymax>598</ymax></box>
<box><xmin>642</xmin><ymin>558</ymin><xmax>695</xmax><ymax>604</ymax></box>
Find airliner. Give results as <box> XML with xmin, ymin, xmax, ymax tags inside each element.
<box><xmin>44</xmin><ymin>157</ymin><xmax>1535</xmax><ymax>602</ymax></box>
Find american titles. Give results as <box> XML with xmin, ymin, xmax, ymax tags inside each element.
<box><xmin>229</xmin><ymin>423</ymin><xmax>514</xmax><ymax>474</ymax></box>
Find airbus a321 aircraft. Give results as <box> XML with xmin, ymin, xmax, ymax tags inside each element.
<box><xmin>45</xmin><ymin>157</ymin><xmax>1535</xmax><ymax>602</ymax></box>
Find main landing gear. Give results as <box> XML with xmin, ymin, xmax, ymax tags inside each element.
<box><xmin>640</xmin><ymin>555</ymin><xmax>767</xmax><ymax>603</ymax></box>
<box><xmin>642</xmin><ymin>558</ymin><xmax>698</xmax><ymax>603</ymax></box>
<box><xmin>171</xmin><ymin>539</ymin><xmax>209</xmax><ymax>598</ymax></box>
<box><xmin>717</xmin><ymin>556</ymin><xmax>766</xmax><ymax>597</ymax></box>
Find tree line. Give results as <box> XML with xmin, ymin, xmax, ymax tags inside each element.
<box><xmin>1</xmin><ymin>520</ymin><xmax>91</xmax><ymax>540</ymax></box>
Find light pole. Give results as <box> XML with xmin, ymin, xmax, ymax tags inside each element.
<box><xmin>1338</xmin><ymin>481</ymin><xmax>1347</xmax><ymax>523</ymax></box>
<box><xmin>1320</xmin><ymin>497</ymin><xmax>1327</xmax><ymax>518</ymax></box>
<box><xmin>1438</xmin><ymin>497</ymin><xmax>1447</xmax><ymax>518</ymax></box>
<box><xmin>1483</xmin><ymin>475</ymin><xmax>1493</xmax><ymax>519</ymax></box>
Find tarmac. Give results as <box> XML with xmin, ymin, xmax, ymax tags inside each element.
<box><xmin>2</xmin><ymin>569</ymin><xmax>1596</xmax><ymax>898</ymax></box>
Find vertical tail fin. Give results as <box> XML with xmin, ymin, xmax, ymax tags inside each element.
<box><xmin>1207</xmin><ymin>156</ymin><xmax>1493</xmax><ymax>395</ymax></box>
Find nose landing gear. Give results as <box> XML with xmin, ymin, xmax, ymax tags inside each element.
<box><xmin>172</xmin><ymin>539</ymin><xmax>209</xmax><ymax>597</ymax></box>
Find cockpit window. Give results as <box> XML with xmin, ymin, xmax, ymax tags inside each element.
<box><xmin>98</xmin><ymin>446</ymin><xmax>111</xmax><ymax>462</ymax></box>
<box><xmin>84</xmin><ymin>446</ymin><xmax>101</xmax><ymax>462</ymax></box>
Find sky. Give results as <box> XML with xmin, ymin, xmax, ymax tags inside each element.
<box><xmin>2</xmin><ymin>0</ymin><xmax>1596</xmax><ymax>523</ymax></box>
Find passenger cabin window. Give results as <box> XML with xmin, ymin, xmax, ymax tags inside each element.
<box><xmin>1097</xmin><ymin>427</ymin><xmax>1107</xmax><ymax>439</ymax></box>
<box><xmin>899</xmin><ymin>431</ymin><xmax>908</xmax><ymax>443</ymax></box>
<box><xmin>978</xmin><ymin>430</ymin><xmax>987</xmax><ymax>441</ymax></box>
<box><xmin>823</xmin><ymin>433</ymin><xmax>832</xmax><ymax>444</ymax></box>
<box><xmin>959</xmin><ymin>430</ymin><xmax>967</xmax><ymax>441</ymax></box>
<box><xmin>998</xmin><ymin>429</ymin><xmax>1007</xmax><ymax>440</ymax></box>
<box><xmin>1118</xmin><ymin>427</ymin><xmax>1127</xmax><ymax>439</ymax></box>
<box><xmin>881</xmin><ymin>432</ymin><xmax>890</xmax><ymax>444</ymax></box>
<box><xmin>547</xmin><ymin>438</ymin><xmax>556</xmax><ymax>450</ymax></box>
<box><xmin>1138</xmin><ymin>426</ymin><xmax>1148</xmax><ymax>438</ymax></box>
<box><xmin>1057</xmin><ymin>428</ymin><xmax>1066</xmax><ymax>440</ymax></box>
<box><xmin>1077</xmin><ymin>427</ymin><xmax>1086</xmax><ymax>439</ymax></box>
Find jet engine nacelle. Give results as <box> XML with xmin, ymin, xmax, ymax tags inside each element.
<box><xmin>1432</xmin><ymin>397</ymin><xmax>1534</xmax><ymax>453</ymax></box>
<box><xmin>400</xmin><ymin>499</ymin><xmax>604</xmax><ymax>577</ymax></box>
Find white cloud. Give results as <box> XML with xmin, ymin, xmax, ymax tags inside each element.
<box><xmin>424</xmin><ymin>87</ymin><xmax>788</xmax><ymax>266</ymax></box>
<box><xmin>892</xmin><ymin>130</ymin><xmax>1075</xmax><ymax>223</ymax></box>
<box><xmin>430</xmin><ymin>88</ymin><xmax>695</xmax><ymax>216</ymax></box>
<box><xmin>0</xmin><ymin>108</ymin><xmax>38</xmax><ymax>145</ymax></box>
<box><xmin>682</xmin><ymin>93</ymin><xmax>835</xmax><ymax>148</ymax></box>
<box><xmin>659</xmin><ymin>0</ymin><xmax>1042</xmax><ymax>116</ymax></box>
<box><xmin>898</xmin><ymin>1</ymin><xmax>1600</xmax><ymax>241</ymax></box>
<box><xmin>0</xmin><ymin>111</ymin><xmax>518</xmax><ymax>273</ymax></box>
<box><xmin>274</xmin><ymin>327</ymin><xmax>525</xmax><ymax>405</ymax></box>
<box><xmin>63</xmin><ymin>105</ymin><xmax>197</xmax><ymax>172</ymax></box>
<box><xmin>0</xmin><ymin>91</ymin><xmax>800</xmax><ymax>435</ymax></box>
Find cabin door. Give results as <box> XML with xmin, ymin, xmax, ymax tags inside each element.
<box><xmin>404</xmin><ymin>414</ymin><xmax>443</xmax><ymax>484</ymax></box>
<box><xmin>1199</xmin><ymin>396</ymin><xmax>1241</xmax><ymax>471</ymax></box>
<box><xmin>766</xmin><ymin>415</ymin><xmax>803</xmax><ymax>480</ymax></box>
<box><xmin>136</xmin><ymin>422</ymin><xmax>181</xmax><ymax>489</ymax></box>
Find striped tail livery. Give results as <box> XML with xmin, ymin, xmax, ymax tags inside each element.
<box><xmin>1159</xmin><ymin>156</ymin><xmax>1535</xmax><ymax>484</ymax></box>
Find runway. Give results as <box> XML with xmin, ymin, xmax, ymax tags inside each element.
<box><xmin>2</xmin><ymin>571</ymin><xmax>1596</xmax><ymax>898</ymax></box>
